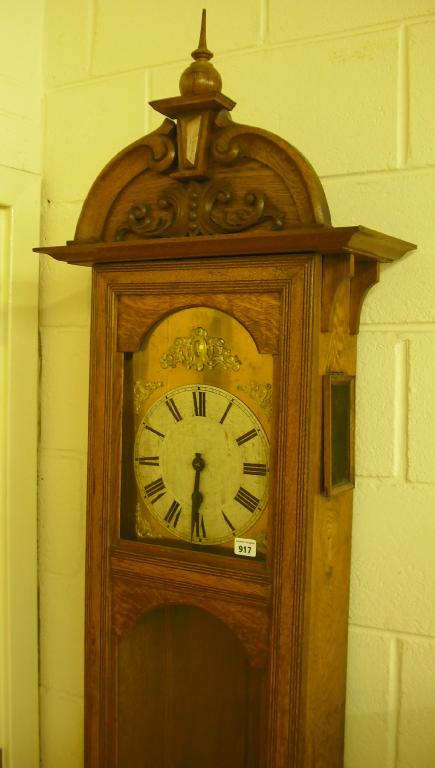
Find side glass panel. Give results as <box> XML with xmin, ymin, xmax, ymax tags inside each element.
<box><xmin>323</xmin><ymin>373</ymin><xmax>355</xmax><ymax>496</ymax></box>
<box><xmin>331</xmin><ymin>380</ymin><xmax>351</xmax><ymax>487</ymax></box>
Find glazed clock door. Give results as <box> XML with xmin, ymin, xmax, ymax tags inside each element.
<box><xmin>120</xmin><ymin>304</ymin><xmax>273</xmax><ymax>559</ymax></box>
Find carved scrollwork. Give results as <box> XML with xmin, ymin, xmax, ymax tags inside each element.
<box><xmin>211</xmin><ymin>134</ymin><xmax>241</xmax><ymax>165</ymax></box>
<box><xmin>116</xmin><ymin>200</ymin><xmax>176</xmax><ymax>240</ymax></box>
<box><xmin>143</xmin><ymin>127</ymin><xmax>177</xmax><ymax>172</ymax></box>
<box><xmin>205</xmin><ymin>187</ymin><xmax>284</xmax><ymax>232</ymax></box>
<box><xmin>160</xmin><ymin>327</ymin><xmax>241</xmax><ymax>372</ymax></box>
<box><xmin>115</xmin><ymin>179</ymin><xmax>284</xmax><ymax>239</ymax></box>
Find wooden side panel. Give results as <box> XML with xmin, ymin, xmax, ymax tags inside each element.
<box><xmin>301</xmin><ymin>276</ymin><xmax>357</xmax><ymax>767</ymax></box>
<box><xmin>304</xmin><ymin>494</ymin><xmax>353</xmax><ymax>768</ymax></box>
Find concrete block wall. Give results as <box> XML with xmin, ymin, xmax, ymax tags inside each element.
<box><xmin>0</xmin><ymin>4</ymin><xmax>42</xmax><ymax>766</ymax></box>
<box><xmin>0</xmin><ymin>3</ymin><xmax>42</xmax><ymax>174</ymax></box>
<box><xmin>39</xmin><ymin>1</ymin><xmax>435</xmax><ymax>766</ymax></box>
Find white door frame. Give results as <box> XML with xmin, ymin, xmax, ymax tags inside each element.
<box><xmin>0</xmin><ymin>165</ymin><xmax>40</xmax><ymax>767</ymax></box>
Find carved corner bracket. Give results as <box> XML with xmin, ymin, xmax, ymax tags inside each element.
<box><xmin>321</xmin><ymin>254</ymin><xmax>354</xmax><ymax>333</ymax></box>
<box><xmin>321</xmin><ymin>253</ymin><xmax>381</xmax><ymax>335</ymax></box>
<box><xmin>349</xmin><ymin>260</ymin><xmax>380</xmax><ymax>334</ymax></box>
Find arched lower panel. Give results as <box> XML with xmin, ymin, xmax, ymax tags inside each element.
<box><xmin>116</xmin><ymin>604</ymin><xmax>264</xmax><ymax>768</ymax></box>
<box><xmin>111</xmin><ymin>576</ymin><xmax>270</xmax><ymax>669</ymax></box>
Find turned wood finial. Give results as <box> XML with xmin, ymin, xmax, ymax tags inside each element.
<box><xmin>192</xmin><ymin>9</ymin><xmax>213</xmax><ymax>61</ymax></box>
<box><xmin>179</xmin><ymin>9</ymin><xmax>222</xmax><ymax>96</ymax></box>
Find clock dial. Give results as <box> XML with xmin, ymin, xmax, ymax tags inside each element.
<box><xmin>134</xmin><ymin>384</ymin><xmax>269</xmax><ymax>545</ymax></box>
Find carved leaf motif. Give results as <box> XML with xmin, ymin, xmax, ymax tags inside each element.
<box><xmin>115</xmin><ymin>179</ymin><xmax>284</xmax><ymax>240</ymax></box>
<box><xmin>207</xmin><ymin>188</ymin><xmax>284</xmax><ymax>233</ymax></box>
<box><xmin>115</xmin><ymin>200</ymin><xmax>176</xmax><ymax>240</ymax></box>
<box><xmin>160</xmin><ymin>327</ymin><xmax>241</xmax><ymax>372</ymax></box>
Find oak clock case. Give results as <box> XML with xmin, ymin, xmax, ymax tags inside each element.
<box><xmin>35</xmin><ymin>13</ymin><xmax>415</xmax><ymax>768</ymax></box>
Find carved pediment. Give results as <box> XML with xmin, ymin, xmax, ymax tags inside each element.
<box><xmin>73</xmin><ymin>13</ymin><xmax>330</xmax><ymax>244</ymax></box>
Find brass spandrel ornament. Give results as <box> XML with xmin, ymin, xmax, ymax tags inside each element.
<box><xmin>133</xmin><ymin>380</ymin><xmax>164</xmax><ymax>414</ymax></box>
<box><xmin>160</xmin><ymin>327</ymin><xmax>242</xmax><ymax>372</ymax></box>
<box><xmin>238</xmin><ymin>382</ymin><xmax>273</xmax><ymax>422</ymax></box>
<box><xmin>135</xmin><ymin>503</ymin><xmax>164</xmax><ymax>540</ymax></box>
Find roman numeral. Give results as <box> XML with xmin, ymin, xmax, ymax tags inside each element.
<box><xmin>193</xmin><ymin>514</ymin><xmax>206</xmax><ymax>539</ymax></box>
<box><xmin>219</xmin><ymin>400</ymin><xmax>233</xmax><ymax>424</ymax></box>
<box><xmin>144</xmin><ymin>477</ymin><xmax>166</xmax><ymax>504</ymax></box>
<box><xmin>164</xmin><ymin>500</ymin><xmax>182</xmax><ymax>528</ymax></box>
<box><xmin>243</xmin><ymin>462</ymin><xmax>267</xmax><ymax>476</ymax></box>
<box><xmin>222</xmin><ymin>511</ymin><xmax>236</xmax><ymax>531</ymax></box>
<box><xmin>236</xmin><ymin>429</ymin><xmax>257</xmax><ymax>446</ymax></box>
<box><xmin>136</xmin><ymin>456</ymin><xmax>160</xmax><ymax>466</ymax></box>
<box><xmin>193</xmin><ymin>389</ymin><xmax>206</xmax><ymax>417</ymax></box>
<box><xmin>145</xmin><ymin>424</ymin><xmax>165</xmax><ymax>439</ymax></box>
<box><xmin>165</xmin><ymin>398</ymin><xmax>182</xmax><ymax>422</ymax></box>
<box><xmin>234</xmin><ymin>487</ymin><xmax>260</xmax><ymax>513</ymax></box>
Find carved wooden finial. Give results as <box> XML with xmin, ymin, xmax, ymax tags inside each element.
<box><xmin>148</xmin><ymin>11</ymin><xmax>235</xmax><ymax>179</ymax></box>
<box><xmin>192</xmin><ymin>9</ymin><xmax>213</xmax><ymax>61</ymax></box>
<box><xmin>179</xmin><ymin>9</ymin><xmax>222</xmax><ymax>96</ymax></box>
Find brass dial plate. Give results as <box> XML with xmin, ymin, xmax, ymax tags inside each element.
<box><xmin>134</xmin><ymin>384</ymin><xmax>269</xmax><ymax>545</ymax></box>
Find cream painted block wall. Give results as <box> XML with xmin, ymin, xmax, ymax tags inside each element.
<box><xmin>0</xmin><ymin>3</ymin><xmax>43</xmax><ymax>766</ymax></box>
<box><xmin>40</xmin><ymin>1</ymin><xmax>435</xmax><ymax>767</ymax></box>
<box><xmin>0</xmin><ymin>3</ymin><xmax>42</xmax><ymax>173</ymax></box>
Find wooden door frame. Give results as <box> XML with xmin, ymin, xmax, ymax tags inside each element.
<box><xmin>0</xmin><ymin>165</ymin><xmax>40</xmax><ymax>767</ymax></box>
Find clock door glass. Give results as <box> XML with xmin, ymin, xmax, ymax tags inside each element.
<box><xmin>120</xmin><ymin>307</ymin><xmax>273</xmax><ymax>559</ymax></box>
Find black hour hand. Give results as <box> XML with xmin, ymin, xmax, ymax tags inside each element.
<box><xmin>191</xmin><ymin>452</ymin><xmax>206</xmax><ymax>538</ymax></box>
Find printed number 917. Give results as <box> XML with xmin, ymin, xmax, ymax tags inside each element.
<box><xmin>234</xmin><ymin>537</ymin><xmax>257</xmax><ymax>558</ymax></box>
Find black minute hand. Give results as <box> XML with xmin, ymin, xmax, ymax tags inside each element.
<box><xmin>191</xmin><ymin>452</ymin><xmax>205</xmax><ymax>540</ymax></box>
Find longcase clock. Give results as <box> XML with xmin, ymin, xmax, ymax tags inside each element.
<box><xmin>36</xmin><ymin>13</ymin><xmax>415</xmax><ymax>768</ymax></box>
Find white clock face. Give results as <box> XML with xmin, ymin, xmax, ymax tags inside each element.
<box><xmin>134</xmin><ymin>384</ymin><xmax>269</xmax><ymax>545</ymax></box>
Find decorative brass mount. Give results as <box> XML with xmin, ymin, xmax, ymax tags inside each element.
<box><xmin>160</xmin><ymin>327</ymin><xmax>241</xmax><ymax>372</ymax></box>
